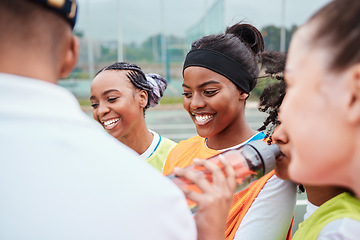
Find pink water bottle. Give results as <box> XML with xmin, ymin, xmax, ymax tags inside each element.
<box><xmin>167</xmin><ymin>140</ymin><xmax>279</xmax><ymax>213</ymax></box>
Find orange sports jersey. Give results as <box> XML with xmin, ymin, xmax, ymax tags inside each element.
<box><xmin>163</xmin><ymin>135</ymin><xmax>292</xmax><ymax>240</ymax></box>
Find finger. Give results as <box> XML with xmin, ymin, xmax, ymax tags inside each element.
<box><xmin>181</xmin><ymin>187</ymin><xmax>205</xmax><ymax>203</ymax></box>
<box><xmin>193</xmin><ymin>158</ymin><xmax>228</xmax><ymax>188</ymax></box>
<box><xmin>218</xmin><ymin>154</ymin><xmax>237</xmax><ymax>193</ymax></box>
<box><xmin>174</xmin><ymin>166</ymin><xmax>213</xmax><ymax>193</ymax></box>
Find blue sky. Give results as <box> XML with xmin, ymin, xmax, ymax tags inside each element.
<box><xmin>75</xmin><ymin>0</ymin><xmax>331</xmax><ymax>44</ymax></box>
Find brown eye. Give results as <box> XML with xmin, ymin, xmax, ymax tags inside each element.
<box><xmin>182</xmin><ymin>92</ymin><xmax>192</xmax><ymax>98</ymax></box>
<box><xmin>203</xmin><ymin>90</ymin><xmax>218</xmax><ymax>96</ymax></box>
<box><xmin>108</xmin><ymin>97</ymin><xmax>118</xmax><ymax>103</ymax></box>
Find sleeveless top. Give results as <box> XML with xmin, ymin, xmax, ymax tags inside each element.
<box><xmin>292</xmin><ymin>192</ymin><xmax>360</xmax><ymax>240</ymax></box>
<box><xmin>141</xmin><ymin>130</ymin><xmax>176</xmax><ymax>172</ymax></box>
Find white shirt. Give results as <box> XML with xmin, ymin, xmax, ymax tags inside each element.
<box><xmin>318</xmin><ymin>218</ymin><xmax>360</xmax><ymax>240</ymax></box>
<box><xmin>304</xmin><ymin>199</ymin><xmax>318</xmax><ymax>220</ymax></box>
<box><xmin>0</xmin><ymin>73</ymin><xmax>196</xmax><ymax>240</ymax></box>
<box><xmin>140</xmin><ymin>130</ymin><xmax>160</xmax><ymax>159</ymax></box>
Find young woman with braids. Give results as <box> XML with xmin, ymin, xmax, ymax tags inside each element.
<box><xmin>163</xmin><ymin>23</ymin><xmax>296</xmax><ymax>240</ymax></box>
<box><xmin>90</xmin><ymin>62</ymin><xmax>176</xmax><ymax>172</ymax></box>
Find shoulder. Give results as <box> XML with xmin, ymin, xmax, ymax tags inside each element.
<box><xmin>147</xmin><ymin>135</ymin><xmax>177</xmax><ymax>172</ymax></box>
<box><xmin>159</xmin><ymin>136</ymin><xmax>177</xmax><ymax>149</ymax></box>
<box><xmin>166</xmin><ymin>135</ymin><xmax>204</xmax><ymax>159</ymax></box>
<box><xmin>318</xmin><ymin>218</ymin><xmax>360</xmax><ymax>240</ymax></box>
<box><xmin>235</xmin><ymin>174</ymin><xmax>297</xmax><ymax>239</ymax></box>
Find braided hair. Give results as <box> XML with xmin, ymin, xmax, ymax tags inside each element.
<box><xmin>96</xmin><ymin>62</ymin><xmax>167</xmax><ymax>110</ymax></box>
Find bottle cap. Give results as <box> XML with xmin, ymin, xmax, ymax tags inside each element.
<box><xmin>246</xmin><ymin>140</ymin><xmax>279</xmax><ymax>174</ymax></box>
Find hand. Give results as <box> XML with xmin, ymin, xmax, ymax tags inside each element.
<box><xmin>174</xmin><ymin>156</ymin><xmax>237</xmax><ymax>240</ymax></box>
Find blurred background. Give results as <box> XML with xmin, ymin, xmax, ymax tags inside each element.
<box><xmin>60</xmin><ymin>0</ymin><xmax>331</xmax><ymax>101</ymax></box>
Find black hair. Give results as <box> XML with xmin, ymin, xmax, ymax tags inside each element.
<box><xmin>257</xmin><ymin>50</ymin><xmax>287</xmax><ymax>135</ymax></box>
<box><xmin>307</xmin><ymin>0</ymin><xmax>360</xmax><ymax>71</ymax></box>
<box><xmin>190</xmin><ymin>23</ymin><xmax>265</xmax><ymax>93</ymax></box>
<box><xmin>96</xmin><ymin>62</ymin><xmax>167</xmax><ymax>110</ymax></box>
<box><xmin>257</xmin><ymin>50</ymin><xmax>305</xmax><ymax>193</ymax></box>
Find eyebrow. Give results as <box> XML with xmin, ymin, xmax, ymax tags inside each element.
<box><xmin>90</xmin><ymin>89</ymin><xmax>120</xmax><ymax>100</ymax></box>
<box><xmin>182</xmin><ymin>80</ymin><xmax>221</xmax><ymax>89</ymax></box>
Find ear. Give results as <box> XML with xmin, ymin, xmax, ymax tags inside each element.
<box><xmin>347</xmin><ymin>64</ymin><xmax>360</xmax><ymax>123</ymax></box>
<box><xmin>239</xmin><ymin>91</ymin><xmax>249</xmax><ymax>101</ymax></box>
<box><xmin>138</xmin><ymin>90</ymin><xmax>148</xmax><ymax>108</ymax></box>
<box><xmin>59</xmin><ymin>35</ymin><xmax>80</xmax><ymax>79</ymax></box>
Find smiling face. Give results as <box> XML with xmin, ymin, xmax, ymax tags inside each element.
<box><xmin>280</xmin><ymin>24</ymin><xmax>356</xmax><ymax>187</ymax></box>
<box><xmin>182</xmin><ymin>66</ymin><xmax>248</xmax><ymax>142</ymax></box>
<box><xmin>90</xmin><ymin>70</ymin><xmax>147</xmax><ymax>141</ymax></box>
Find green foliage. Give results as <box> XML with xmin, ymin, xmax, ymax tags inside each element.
<box><xmin>160</xmin><ymin>96</ymin><xmax>183</xmax><ymax>105</ymax></box>
<box><xmin>78</xmin><ymin>98</ymin><xmax>91</xmax><ymax>107</ymax></box>
<box><xmin>251</xmin><ymin>77</ymin><xmax>279</xmax><ymax>98</ymax></box>
<box><xmin>261</xmin><ymin>25</ymin><xmax>298</xmax><ymax>51</ymax></box>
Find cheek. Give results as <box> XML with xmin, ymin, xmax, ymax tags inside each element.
<box><xmin>275</xmin><ymin>161</ymin><xmax>291</xmax><ymax>180</ymax></box>
<box><xmin>183</xmin><ymin>97</ymin><xmax>189</xmax><ymax>111</ymax></box>
<box><xmin>287</xmin><ymin>104</ymin><xmax>354</xmax><ymax>186</ymax></box>
<box><xmin>92</xmin><ymin>110</ymin><xmax>98</xmax><ymax>121</ymax></box>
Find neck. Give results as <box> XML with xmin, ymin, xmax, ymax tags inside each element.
<box><xmin>304</xmin><ymin>185</ymin><xmax>346</xmax><ymax>206</ymax></box>
<box><xmin>207</xmin><ymin>120</ymin><xmax>256</xmax><ymax>150</ymax></box>
<box><xmin>0</xmin><ymin>50</ymin><xmax>58</xmax><ymax>84</ymax></box>
<box><xmin>350</xmin><ymin>158</ymin><xmax>360</xmax><ymax>199</ymax></box>
<box><xmin>118</xmin><ymin>121</ymin><xmax>153</xmax><ymax>155</ymax></box>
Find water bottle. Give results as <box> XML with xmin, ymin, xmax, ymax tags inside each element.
<box><xmin>167</xmin><ymin>140</ymin><xmax>280</xmax><ymax>213</ymax></box>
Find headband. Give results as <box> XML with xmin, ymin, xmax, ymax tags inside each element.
<box><xmin>183</xmin><ymin>48</ymin><xmax>254</xmax><ymax>93</ymax></box>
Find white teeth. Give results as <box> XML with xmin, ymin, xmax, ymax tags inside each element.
<box><xmin>103</xmin><ymin>118</ymin><xmax>119</xmax><ymax>126</ymax></box>
<box><xmin>195</xmin><ymin>115</ymin><xmax>212</xmax><ymax>123</ymax></box>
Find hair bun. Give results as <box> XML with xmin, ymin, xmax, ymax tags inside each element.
<box><xmin>145</xmin><ymin>73</ymin><xmax>168</xmax><ymax>107</ymax></box>
<box><xmin>226</xmin><ymin>23</ymin><xmax>265</xmax><ymax>55</ymax></box>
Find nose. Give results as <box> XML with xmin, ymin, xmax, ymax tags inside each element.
<box><xmin>189</xmin><ymin>93</ymin><xmax>205</xmax><ymax>110</ymax></box>
<box><xmin>97</xmin><ymin>102</ymin><xmax>111</xmax><ymax>117</ymax></box>
<box><xmin>272</xmin><ymin>123</ymin><xmax>289</xmax><ymax>144</ymax></box>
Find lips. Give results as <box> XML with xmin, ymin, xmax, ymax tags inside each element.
<box><xmin>101</xmin><ymin>117</ymin><xmax>120</xmax><ymax>130</ymax></box>
<box><xmin>192</xmin><ymin>113</ymin><xmax>214</xmax><ymax>126</ymax></box>
<box><xmin>276</xmin><ymin>152</ymin><xmax>285</xmax><ymax>162</ymax></box>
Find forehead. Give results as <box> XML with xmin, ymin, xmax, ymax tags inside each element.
<box><xmin>91</xmin><ymin>70</ymin><xmax>132</xmax><ymax>89</ymax></box>
<box><xmin>286</xmin><ymin>25</ymin><xmax>330</xmax><ymax>77</ymax></box>
<box><xmin>183</xmin><ymin>66</ymin><xmax>232</xmax><ymax>86</ymax></box>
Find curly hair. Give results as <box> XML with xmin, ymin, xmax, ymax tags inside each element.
<box><xmin>257</xmin><ymin>50</ymin><xmax>287</xmax><ymax>135</ymax></box>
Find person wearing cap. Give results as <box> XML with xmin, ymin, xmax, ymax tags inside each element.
<box><xmin>0</xmin><ymin>0</ymin><xmax>196</xmax><ymax>239</ymax></box>
<box><xmin>162</xmin><ymin>23</ymin><xmax>296</xmax><ymax>240</ymax></box>
<box><xmin>90</xmin><ymin>62</ymin><xmax>176</xmax><ymax>172</ymax></box>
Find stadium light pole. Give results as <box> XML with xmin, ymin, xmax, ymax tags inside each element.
<box><xmin>160</xmin><ymin>0</ymin><xmax>168</xmax><ymax>79</ymax></box>
<box><xmin>280</xmin><ymin>0</ymin><xmax>286</xmax><ymax>52</ymax></box>
<box><xmin>117</xmin><ymin>0</ymin><xmax>124</xmax><ymax>61</ymax></box>
<box><xmin>86</xmin><ymin>0</ymin><xmax>95</xmax><ymax>79</ymax></box>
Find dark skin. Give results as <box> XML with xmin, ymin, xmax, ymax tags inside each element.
<box><xmin>183</xmin><ymin>66</ymin><xmax>255</xmax><ymax>150</ymax></box>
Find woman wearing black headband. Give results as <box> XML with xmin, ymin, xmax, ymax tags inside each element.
<box><xmin>163</xmin><ymin>23</ymin><xmax>296</xmax><ymax>239</ymax></box>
